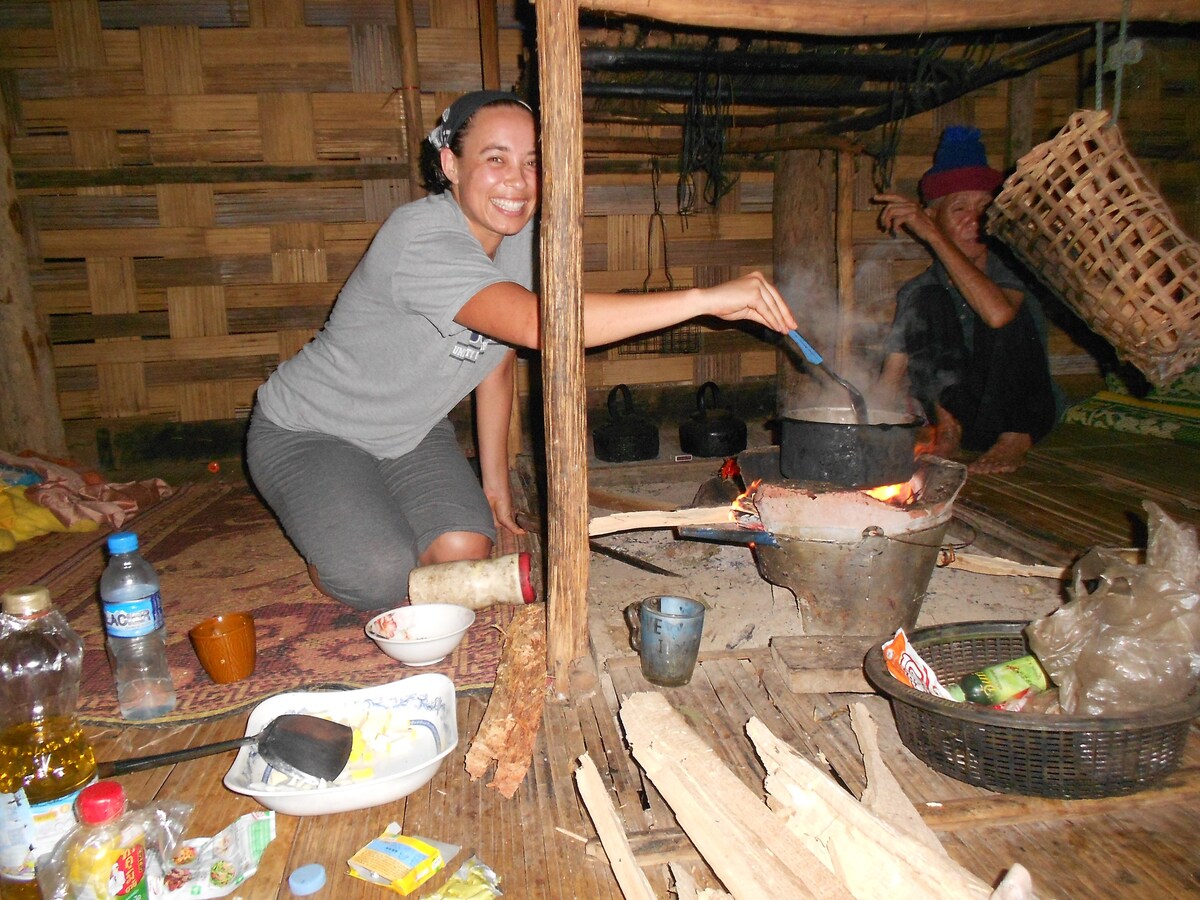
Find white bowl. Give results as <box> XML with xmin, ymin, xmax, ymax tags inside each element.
<box><xmin>365</xmin><ymin>604</ymin><xmax>476</xmax><ymax>666</ymax></box>
<box><xmin>223</xmin><ymin>675</ymin><xmax>457</xmax><ymax>816</ymax></box>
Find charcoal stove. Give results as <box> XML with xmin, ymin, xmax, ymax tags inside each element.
<box><xmin>681</xmin><ymin>450</ymin><xmax>967</xmax><ymax>637</ymax></box>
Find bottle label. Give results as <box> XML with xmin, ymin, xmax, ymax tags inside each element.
<box><xmin>104</xmin><ymin>591</ymin><xmax>164</xmax><ymax>638</ymax></box>
<box><xmin>74</xmin><ymin>842</ymin><xmax>149</xmax><ymax>899</ymax></box>
<box><xmin>0</xmin><ymin>786</ymin><xmax>87</xmax><ymax>881</ymax></box>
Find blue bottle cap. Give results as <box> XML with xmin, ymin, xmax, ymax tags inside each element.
<box><xmin>288</xmin><ymin>863</ymin><xmax>326</xmax><ymax>896</ymax></box>
<box><xmin>107</xmin><ymin>532</ymin><xmax>139</xmax><ymax>554</ymax></box>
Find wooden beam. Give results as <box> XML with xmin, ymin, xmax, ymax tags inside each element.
<box><xmin>577</xmin><ymin>0</ymin><xmax>1198</xmax><ymax>36</ymax></box>
<box><xmin>394</xmin><ymin>0</ymin><xmax>425</xmax><ymax>199</ymax></box>
<box><xmin>537</xmin><ymin>0</ymin><xmax>590</xmax><ymax>684</ymax></box>
<box><xmin>16</xmin><ymin>161</ymin><xmax>412</xmax><ymax>190</ymax></box>
<box><xmin>584</xmin><ymin>134</ymin><xmax>862</xmax><ymax>155</ymax></box>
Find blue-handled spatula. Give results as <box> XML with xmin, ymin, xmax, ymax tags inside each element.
<box><xmin>787</xmin><ymin>329</ymin><xmax>869</xmax><ymax>424</ymax></box>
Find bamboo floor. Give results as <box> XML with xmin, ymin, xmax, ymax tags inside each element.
<box><xmin>86</xmin><ymin>647</ymin><xmax>1200</xmax><ymax>898</ymax></box>
<box><xmin>78</xmin><ymin>422</ymin><xmax>1200</xmax><ymax>898</ymax></box>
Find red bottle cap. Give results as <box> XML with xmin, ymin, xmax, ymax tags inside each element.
<box><xmin>77</xmin><ymin>781</ymin><xmax>126</xmax><ymax>825</ymax></box>
<box><xmin>518</xmin><ymin>552</ymin><xmax>536</xmax><ymax>603</ymax></box>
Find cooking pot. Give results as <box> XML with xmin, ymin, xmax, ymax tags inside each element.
<box><xmin>593</xmin><ymin>384</ymin><xmax>659</xmax><ymax>462</ymax></box>
<box><xmin>678</xmin><ymin>382</ymin><xmax>747</xmax><ymax>458</ymax></box>
<box><xmin>779</xmin><ymin>406</ymin><xmax>919</xmax><ymax>488</ymax></box>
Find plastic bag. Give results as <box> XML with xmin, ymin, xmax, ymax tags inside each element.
<box><xmin>1026</xmin><ymin>502</ymin><xmax>1200</xmax><ymax>715</ymax></box>
<box><xmin>37</xmin><ymin>794</ymin><xmax>189</xmax><ymax>900</ymax></box>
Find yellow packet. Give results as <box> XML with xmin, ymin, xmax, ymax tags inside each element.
<box><xmin>347</xmin><ymin>823</ymin><xmax>459</xmax><ymax>895</ymax></box>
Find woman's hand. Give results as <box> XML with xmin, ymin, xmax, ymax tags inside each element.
<box><xmin>485</xmin><ymin>482</ymin><xmax>525</xmax><ymax>537</ymax></box>
<box><xmin>697</xmin><ymin>271</ymin><xmax>797</xmax><ymax>334</ymax></box>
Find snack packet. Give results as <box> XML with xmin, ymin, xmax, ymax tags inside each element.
<box><xmin>881</xmin><ymin>628</ymin><xmax>959</xmax><ymax>701</ymax></box>
<box><xmin>426</xmin><ymin>855</ymin><xmax>503</xmax><ymax>899</ymax></box>
<box><xmin>156</xmin><ymin>811</ymin><xmax>276</xmax><ymax>898</ymax></box>
<box><xmin>347</xmin><ymin>823</ymin><xmax>459</xmax><ymax>895</ymax></box>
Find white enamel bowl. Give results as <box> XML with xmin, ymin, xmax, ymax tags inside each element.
<box><xmin>365</xmin><ymin>604</ymin><xmax>476</xmax><ymax>666</ymax></box>
<box><xmin>223</xmin><ymin>675</ymin><xmax>457</xmax><ymax>816</ymax></box>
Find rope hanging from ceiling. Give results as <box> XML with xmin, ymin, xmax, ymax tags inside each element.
<box><xmin>677</xmin><ymin>67</ymin><xmax>737</xmax><ymax>215</ymax></box>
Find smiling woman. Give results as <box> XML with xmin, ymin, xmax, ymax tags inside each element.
<box><xmin>243</xmin><ymin>90</ymin><xmax>801</xmax><ymax>612</ymax></box>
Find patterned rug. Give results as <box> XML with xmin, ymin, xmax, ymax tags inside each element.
<box><xmin>2</xmin><ymin>483</ymin><xmax>511</xmax><ymax>726</ymax></box>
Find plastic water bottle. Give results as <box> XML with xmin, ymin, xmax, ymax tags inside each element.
<box><xmin>100</xmin><ymin>532</ymin><xmax>177</xmax><ymax>720</ymax></box>
<box><xmin>0</xmin><ymin>585</ymin><xmax>98</xmax><ymax>899</ymax></box>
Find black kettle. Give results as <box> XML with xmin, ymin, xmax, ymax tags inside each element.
<box><xmin>679</xmin><ymin>382</ymin><xmax>747</xmax><ymax>458</ymax></box>
<box><xmin>593</xmin><ymin>384</ymin><xmax>659</xmax><ymax>462</ymax></box>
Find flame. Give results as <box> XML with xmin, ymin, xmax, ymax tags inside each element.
<box><xmin>863</xmin><ymin>480</ymin><xmax>916</xmax><ymax>505</ymax></box>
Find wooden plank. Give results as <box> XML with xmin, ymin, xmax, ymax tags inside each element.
<box><xmin>770</xmin><ymin>634</ymin><xmax>874</xmax><ymax>694</ymax></box>
<box><xmin>576</xmin><ymin>752</ymin><xmax>657</xmax><ymax>900</ymax></box>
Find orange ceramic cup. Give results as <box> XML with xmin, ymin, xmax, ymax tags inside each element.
<box><xmin>189</xmin><ymin>612</ymin><xmax>256</xmax><ymax>683</ymax></box>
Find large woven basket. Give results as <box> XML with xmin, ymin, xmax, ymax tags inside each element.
<box><xmin>865</xmin><ymin>621</ymin><xmax>1200</xmax><ymax>799</ymax></box>
<box><xmin>988</xmin><ymin>110</ymin><xmax>1200</xmax><ymax>388</ymax></box>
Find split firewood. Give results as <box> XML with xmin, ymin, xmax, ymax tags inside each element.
<box><xmin>990</xmin><ymin>863</ymin><xmax>1037</xmax><ymax>900</ymax></box>
<box><xmin>620</xmin><ymin>692</ymin><xmax>853</xmax><ymax>899</ymax></box>
<box><xmin>575</xmin><ymin>752</ymin><xmax>656</xmax><ymax>900</ymax></box>
<box><xmin>941</xmin><ymin>550</ymin><xmax>1068</xmax><ymax>580</ymax></box>
<box><xmin>670</xmin><ymin>863</ymin><xmax>734</xmax><ymax>900</ymax></box>
<box><xmin>465</xmin><ymin>604</ymin><xmax>547</xmax><ymax>798</ymax></box>
<box><xmin>588</xmin><ymin>505</ymin><xmax>733</xmax><ymax>537</ymax></box>
<box><xmin>747</xmin><ymin>717</ymin><xmax>993</xmax><ymax>900</ymax></box>
<box><xmin>849</xmin><ymin>702</ymin><xmax>945</xmax><ymax>855</ymax></box>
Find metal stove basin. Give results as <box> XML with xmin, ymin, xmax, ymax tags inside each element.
<box><xmin>682</xmin><ymin>451</ymin><xmax>968</xmax><ymax>636</ymax></box>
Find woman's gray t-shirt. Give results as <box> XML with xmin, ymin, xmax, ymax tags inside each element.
<box><xmin>256</xmin><ymin>192</ymin><xmax>535</xmax><ymax>458</ymax></box>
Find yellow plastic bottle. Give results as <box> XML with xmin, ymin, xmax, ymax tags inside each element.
<box><xmin>0</xmin><ymin>586</ymin><xmax>98</xmax><ymax>900</ymax></box>
<box><xmin>65</xmin><ymin>782</ymin><xmax>149</xmax><ymax>900</ymax></box>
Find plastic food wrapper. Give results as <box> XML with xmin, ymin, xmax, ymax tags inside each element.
<box><xmin>881</xmin><ymin>627</ymin><xmax>960</xmax><ymax>701</ymax></box>
<box><xmin>347</xmin><ymin>823</ymin><xmax>459</xmax><ymax>895</ymax></box>
<box><xmin>37</xmin><ymin>799</ymin><xmax>190</xmax><ymax>900</ymax></box>
<box><xmin>1026</xmin><ymin>501</ymin><xmax>1200</xmax><ymax>715</ymax></box>
<box><xmin>155</xmin><ymin>810</ymin><xmax>276</xmax><ymax>898</ymax></box>
<box><xmin>426</xmin><ymin>855</ymin><xmax>503</xmax><ymax>899</ymax></box>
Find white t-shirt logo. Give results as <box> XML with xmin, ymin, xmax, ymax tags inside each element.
<box><xmin>451</xmin><ymin>331</ymin><xmax>491</xmax><ymax>363</ymax></box>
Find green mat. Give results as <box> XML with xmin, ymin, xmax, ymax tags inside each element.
<box><xmin>1065</xmin><ymin>368</ymin><xmax>1200</xmax><ymax>445</ymax></box>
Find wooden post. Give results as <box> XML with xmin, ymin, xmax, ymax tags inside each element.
<box><xmin>0</xmin><ymin>102</ymin><xmax>66</xmax><ymax>457</ymax></box>
<box><xmin>394</xmin><ymin>0</ymin><xmax>425</xmax><ymax>199</ymax></box>
<box><xmin>478</xmin><ymin>0</ymin><xmax>502</xmax><ymax>90</ymax></box>
<box><xmin>773</xmin><ymin>147</ymin><xmax>837</xmax><ymax>413</ymax></box>
<box><xmin>834</xmin><ymin>149</ymin><xmax>857</xmax><ymax>368</ymax></box>
<box><xmin>536</xmin><ymin>0</ymin><xmax>589</xmax><ymax>684</ymax></box>
<box><xmin>1006</xmin><ymin>71</ymin><xmax>1037</xmax><ymax>169</ymax></box>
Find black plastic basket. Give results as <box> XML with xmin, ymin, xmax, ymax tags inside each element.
<box><xmin>864</xmin><ymin>621</ymin><xmax>1200</xmax><ymax>799</ymax></box>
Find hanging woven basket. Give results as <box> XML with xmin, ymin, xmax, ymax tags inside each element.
<box><xmin>988</xmin><ymin>109</ymin><xmax>1200</xmax><ymax>388</ymax></box>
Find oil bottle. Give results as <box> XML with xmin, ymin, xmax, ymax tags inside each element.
<box><xmin>0</xmin><ymin>585</ymin><xmax>98</xmax><ymax>899</ymax></box>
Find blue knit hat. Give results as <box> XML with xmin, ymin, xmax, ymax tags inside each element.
<box><xmin>919</xmin><ymin>126</ymin><xmax>1003</xmax><ymax>203</ymax></box>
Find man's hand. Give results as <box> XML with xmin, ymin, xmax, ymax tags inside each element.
<box><xmin>872</xmin><ymin>193</ymin><xmax>940</xmax><ymax>244</ymax></box>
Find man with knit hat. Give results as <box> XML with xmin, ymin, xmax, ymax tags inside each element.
<box><xmin>874</xmin><ymin>125</ymin><xmax>1060</xmax><ymax>474</ymax></box>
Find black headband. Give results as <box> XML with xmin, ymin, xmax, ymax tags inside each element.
<box><xmin>427</xmin><ymin>90</ymin><xmax>532</xmax><ymax>150</ymax></box>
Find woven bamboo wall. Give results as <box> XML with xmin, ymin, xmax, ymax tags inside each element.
<box><xmin>4</xmin><ymin>4</ymin><xmax>1196</xmax><ymax>438</ymax></box>
<box><xmin>4</xmin><ymin>0</ymin><xmax>526</xmax><ymax>426</ymax></box>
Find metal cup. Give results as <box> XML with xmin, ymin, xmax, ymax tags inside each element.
<box><xmin>623</xmin><ymin>595</ymin><xmax>705</xmax><ymax>687</ymax></box>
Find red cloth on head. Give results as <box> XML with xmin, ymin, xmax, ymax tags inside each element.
<box><xmin>919</xmin><ymin>165</ymin><xmax>1003</xmax><ymax>203</ymax></box>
